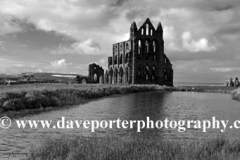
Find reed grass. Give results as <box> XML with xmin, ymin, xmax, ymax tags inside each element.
<box><xmin>0</xmin><ymin>84</ymin><xmax>238</xmax><ymax>116</ymax></box>
<box><xmin>30</xmin><ymin>135</ymin><xmax>240</xmax><ymax>160</ymax></box>
<box><xmin>0</xmin><ymin>84</ymin><xmax>170</xmax><ymax>114</ymax></box>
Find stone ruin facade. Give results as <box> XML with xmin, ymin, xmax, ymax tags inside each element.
<box><xmin>88</xmin><ymin>63</ymin><xmax>104</xmax><ymax>84</ymax></box>
<box><xmin>104</xmin><ymin>18</ymin><xmax>173</xmax><ymax>86</ymax></box>
<box><xmin>86</xmin><ymin>18</ymin><xmax>173</xmax><ymax>86</ymax></box>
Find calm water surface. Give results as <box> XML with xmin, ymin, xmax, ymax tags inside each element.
<box><xmin>0</xmin><ymin>91</ymin><xmax>240</xmax><ymax>156</ymax></box>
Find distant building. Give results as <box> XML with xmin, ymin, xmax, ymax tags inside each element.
<box><xmin>104</xmin><ymin>18</ymin><xmax>173</xmax><ymax>86</ymax></box>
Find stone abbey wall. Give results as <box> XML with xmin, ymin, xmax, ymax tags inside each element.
<box><xmin>104</xmin><ymin>18</ymin><xmax>173</xmax><ymax>86</ymax></box>
<box><xmin>86</xmin><ymin>18</ymin><xmax>173</xmax><ymax>86</ymax></box>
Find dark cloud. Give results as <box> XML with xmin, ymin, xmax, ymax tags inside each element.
<box><xmin>0</xmin><ymin>14</ymin><xmax>28</xmax><ymax>35</ymax></box>
<box><xmin>212</xmin><ymin>4</ymin><xmax>234</xmax><ymax>11</ymax></box>
<box><xmin>216</xmin><ymin>23</ymin><xmax>240</xmax><ymax>35</ymax></box>
<box><xmin>90</xmin><ymin>41</ymin><xmax>101</xmax><ymax>50</ymax></box>
<box><xmin>195</xmin><ymin>0</ymin><xmax>240</xmax><ymax>11</ymax></box>
<box><xmin>1</xmin><ymin>17</ymin><xmax>77</xmax><ymax>51</ymax></box>
<box><xmin>109</xmin><ymin>0</ymin><xmax>131</xmax><ymax>6</ymax></box>
<box><xmin>125</xmin><ymin>7</ymin><xmax>160</xmax><ymax>23</ymax></box>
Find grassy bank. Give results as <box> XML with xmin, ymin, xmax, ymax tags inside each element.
<box><xmin>176</xmin><ymin>86</ymin><xmax>237</xmax><ymax>94</ymax></box>
<box><xmin>231</xmin><ymin>89</ymin><xmax>240</xmax><ymax>101</ymax></box>
<box><xmin>0</xmin><ymin>84</ymin><xmax>238</xmax><ymax>117</ymax></box>
<box><xmin>0</xmin><ymin>84</ymin><xmax>171</xmax><ymax>116</ymax></box>
<box><xmin>30</xmin><ymin>135</ymin><xmax>240</xmax><ymax>160</ymax></box>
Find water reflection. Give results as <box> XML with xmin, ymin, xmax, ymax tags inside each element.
<box><xmin>0</xmin><ymin>91</ymin><xmax>240</xmax><ymax>155</ymax></box>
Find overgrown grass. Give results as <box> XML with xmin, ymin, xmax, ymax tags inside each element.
<box><xmin>231</xmin><ymin>89</ymin><xmax>240</xmax><ymax>101</ymax></box>
<box><xmin>0</xmin><ymin>84</ymin><xmax>172</xmax><ymax>115</ymax></box>
<box><xmin>30</xmin><ymin>135</ymin><xmax>240</xmax><ymax>160</ymax></box>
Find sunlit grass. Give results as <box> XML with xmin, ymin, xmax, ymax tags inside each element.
<box><xmin>30</xmin><ymin>135</ymin><xmax>240</xmax><ymax>160</ymax></box>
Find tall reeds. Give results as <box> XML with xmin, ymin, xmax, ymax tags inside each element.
<box><xmin>0</xmin><ymin>84</ymin><xmax>166</xmax><ymax>113</ymax></box>
<box><xmin>30</xmin><ymin>135</ymin><xmax>240</xmax><ymax>160</ymax></box>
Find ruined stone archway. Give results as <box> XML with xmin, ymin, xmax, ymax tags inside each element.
<box><xmin>145</xmin><ymin>66</ymin><xmax>149</xmax><ymax>80</ymax></box>
<box><xmin>88</xmin><ymin>63</ymin><xmax>104</xmax><ymax>84</ymax></box>
<box><xmin>124</xmin><ymin>67</ymin><xmax>130</xmax><ymax>84</ymax></box>
<box><xmin>152</xmin><ymin>67</ymin><xmax>156</xmax><ymax>80</ymax></box>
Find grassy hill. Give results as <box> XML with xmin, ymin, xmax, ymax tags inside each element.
<box><xmin>0</xmin><ymin>72</ymin><xmax>86</xmax><ymax>82</ymax></box>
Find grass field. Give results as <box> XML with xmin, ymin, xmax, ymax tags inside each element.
<box><xmin>29</xmin><ymin>135</ymin><xmax>240</xmax><ymax>160</ymax></box>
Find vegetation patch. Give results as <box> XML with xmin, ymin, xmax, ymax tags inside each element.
<box><xmin>0</xmin><ymin>84</ymin><xmax>238</xmax><ymax>116</ymax></box>
<box><xmin>30</xmin><ymin>135</ymin><xmax>240</xmax><ymax>160</ymax></box>
<box><xmin>0</xmin><ymin>84</ymin><xmax>170</xmax><ymax>115</ymax></box>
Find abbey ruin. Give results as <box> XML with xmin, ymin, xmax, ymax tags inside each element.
<box><xmin>88</xmin><ymin>18</ymin><xmax>173</xmax><ymax>86</ymax></box>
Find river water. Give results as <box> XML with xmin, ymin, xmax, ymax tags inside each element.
<box><xmin>0</xmin><ymin>91</ymin><xmax>240</xmax><ymax>156</ymax></box>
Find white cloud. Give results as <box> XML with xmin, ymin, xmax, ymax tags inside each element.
<box><xmin>182</xmin><ymin>32</ymin><xmax>216</xmax><ymax>52</ymax></box>
<box><xmin>167</xmin><ymin>43</ymin><xmax>182</xmax><ymax>51</ymax></box>
<box><xmin>51</xmin><ymin>59</ymin><xmax>67</xmax><ymax>68</ymax></box>
<box><xmin>50</xmin><ymin>39</ymin><xmax>102</xmax><ymax>55</ymax></box>
<box><xmin>35</xmin><ymin>69</ymin><xmax>43</xmax><ymax>72</ymax></box>
<box><xmin>37</xmin><ymin>18</ymin><xmax>54</xmax><ymax>31</ymax></box>
<box><xmin>72</xmin><ymin>40</ymin><xmax>100</xmax><ymax>55</ymax></box>
<box><xmin>163</xmin><ymin>26</ymin><xmax>176</xmax><ymax>40</ymax></box>
<box><xmin>99</xmin><ymin>58</ymin><xmax>106</xmax><ymax>64</ymax></box>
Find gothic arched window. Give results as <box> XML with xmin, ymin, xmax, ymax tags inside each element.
<box><xmin>153</xmin><ymin>41</ymin><xmax>156</xmax><ymax>52</ymax></box>
<box><xmin>115</xmin><ymin>45</ymin><xmax>118</xmax><ymax>54</ymax></box>
<box><xmin>94</xmin><ymin>73</ymin><xmax>97</xmax><ymax>82</ymax></box>
<box><xmin>138</xmin><ymin>40</ymin><xmax>141</xmax><ymax>55</ymax></box>
<box><xmin>145</xmin><ymin>66</ymin><xmax>149</xmax><ymax>80</ymax></box>
<box><xmin>126</xmin><ymin>43</ymin><xmax>129</xmax><ymax>51</ymax></box>
<box><xmin>152</xmin><ymin>67</ymin><xmax>155</xmax><ymax>80</ymax></box>
<box><xmin>114</xmin><ymin>55</ymin><xmax>118</xmax><ymax>64</ymax></box>
<box><xmin>145</xmin><ymin>40</ymin><xmax>149</xmax><ymax>53</ymax></box>
<box><xmin>146</xmin><ymin>24</ymin><xmax>149</xmax><ymax>35</ymax></box>
<box><xmin>120</xmin><ymin>54</ymin><xmax>123</xmax><ymax>64</ymax></box>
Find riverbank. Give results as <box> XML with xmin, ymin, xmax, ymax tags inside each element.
<box><xmin>0</xmin><ymin>84</ymin><xmax>238</xmax><ymax>118</ymax></box>
<box><xmin>176</xmin><ymin>86</ymin><xmax>237</xmax><ymax>93</ymax></box>
<box><xmin>176</xmin><ymin>86</ymin><xmax>239</xmax><ymax>101</ymax></box>
<box><xmin>0</xmin><ymin>84</ymin><xmax>172</xmax><ymax>117</ymax></box>
<box><xmin>29</xmin><ymin>135</ymin><xmax>240</xmax><ymax>160</ymax></box>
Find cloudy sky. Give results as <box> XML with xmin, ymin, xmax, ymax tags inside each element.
<box><xmin>0</xmin><ymin>0</ymin><xmax>240</xmax><ymax>83</ymax></box>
